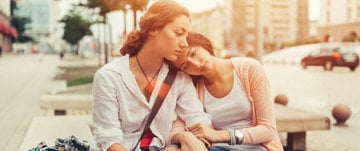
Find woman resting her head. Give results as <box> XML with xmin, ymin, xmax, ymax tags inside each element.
<box><xmin>169</xmin><ymin>32</ymin><xmax>284</xmax><ymax>151</ymax></box>
<box><xmin>90</xmin><ymin>1</ymin><xmax>212</xmax><ymax>151</ymax></box>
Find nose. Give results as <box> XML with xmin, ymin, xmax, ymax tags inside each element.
<box><xmin>179</xmin><ymin>37</ymin><xmax>188</xmax><ymax>48</ymax></box>
<box><xmin>188</xmin><ymin>58</ymin><xmax>200</xmax><ymax>68</ymax></box>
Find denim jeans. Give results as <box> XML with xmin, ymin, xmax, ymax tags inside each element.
<box><xmin>209</xmin><ymin>144</ymin><xmax>267</xmax><ymax>151</ymax></box>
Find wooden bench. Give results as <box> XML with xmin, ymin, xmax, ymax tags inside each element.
<box><xmin>40</xmin><ymin>94</ymin><xmax>93</xmax><ymax>116</ymax></box>
<box><xmin>18</xmin><ymin>115</ymin><xmax>93</xmax><ymax>151</ymax></box>
<box><xmin>275</xmin><ymin>104</ymin><xmax>330</xmax><ymax>151</ymax></box>
<box><xmin>39</xmin><ymin>95</ymin><xmax>330</xmax><ymax>151</ymax></box>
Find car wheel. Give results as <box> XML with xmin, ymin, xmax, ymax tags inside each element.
<box><xmin>324</xmin><ymin>61</ymin><xmax>333</xmax><ymax>71</ymax></box>
<box><xmin>301</xmin><ymin>61</ymin><xmax>307</xmax><ymax>69</ymax></box>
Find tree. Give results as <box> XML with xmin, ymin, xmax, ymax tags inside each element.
<box><xmin>83</xmin><ymin>0</ymin><xmax>126</xmax><ymax>64</ymax></box>
<box><xmin>82</xmin><ymin>0</ymin><xmax>149</xmax><ymax>63</ymax></box>
<box><xmin>60</xmin><ymin>11</ymin><xmax>93</xmax><ymax>55</ymax></box>
<box><xmin>10</xmin><ymin>0</ymin><xmax>34</xmax><ymax>43</ymax></box>
<box><xmin>127</xmin><ymin>0</ymin><xmax>149</xmax><ymax>29</ymax></box>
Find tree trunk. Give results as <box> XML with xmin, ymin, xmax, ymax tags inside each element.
<box><xmin>133</xmin><ymin>10</ymin><xmax>137</xmax><ymax>30</ymax></box>
<box><xmin>104</xmin><ymin>17</ymin><xmax>108</xmax><ymax>64</ymax></box>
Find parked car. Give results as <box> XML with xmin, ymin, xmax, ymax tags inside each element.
<box><xmin>300</xmin><ymin>43</ymin><xmax>359</xmax><ymax>71</ymax></box>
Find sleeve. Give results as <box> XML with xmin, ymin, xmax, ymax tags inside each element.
<box><xmin>167</xmin><ymin>73</ymin><xmax>211</xmax><ymax>144</ymax></box>
<box><xmin>241</xmin><ymin>60</ymin><xmax>278</xmax><ymax>144</ymax></box>
<box><xmin>176</xmin><ymin>74</ymin><xmax>211</xmax><ymax>126</ymax></box>
<box><xmin>92</xmin><ymin>69</ymin><xmax>125</xmax><ymax>150</ymax></box>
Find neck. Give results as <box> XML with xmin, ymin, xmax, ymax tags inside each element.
<box><xmin>135</xmin><ymin>51</ymin><xmax>163</xmax><ymax>75</ymax></box>
<box><xmin>203</xmin><ymin>58</ymin><xmax>233</xmax><ymax>85</ymax></box>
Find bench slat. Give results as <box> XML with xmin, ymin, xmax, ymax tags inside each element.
<box><xmin>40</xmin><ymin>94</ymin><xmax>93</xmax><ymax>110</ymax></box>
<box><xmin>275</xmin><ymin>104</ymin><xmax>330</xmax><ymax>132</ymax></box>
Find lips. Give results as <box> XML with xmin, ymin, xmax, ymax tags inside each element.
<box><xmin>174</xmin><ymin>49</ymin><xmax>182</xmax><ymax>55</ymax></box>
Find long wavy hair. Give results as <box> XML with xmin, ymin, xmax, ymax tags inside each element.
<box><xmin>120</xmin><ymin>0</ymin><xmax>190</xmax><ymax>56</ymax></box>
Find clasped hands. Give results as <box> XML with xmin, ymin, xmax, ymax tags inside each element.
<box><xmin>165</xmin><ymin>123</ymin><xmax>221</xmax><ymax>151</ymax></box>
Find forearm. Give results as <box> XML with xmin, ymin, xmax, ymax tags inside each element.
<box><xmin>212</xmin><ymin>129</ymin><xmax>231</xmax><ymax>143</ymax></box>
<box><xmin>171</xmin><ymin>132</ymin><xmax>208</xmax><ymax>151</ymax></box>
<box><xmin>171</xmin><ymin>131</ymin><xmax>191</xmax><ymax>144</ymax></box>
<box><xmin>108</xmin><ymin>143</ymin><xmax>128</xmax><ymax>151</ymax></box>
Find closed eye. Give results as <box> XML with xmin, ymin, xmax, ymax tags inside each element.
<box><xmin>189</xmin><ymin>48</ymin><xmax>196</xmax><ymax>57</ymax></box>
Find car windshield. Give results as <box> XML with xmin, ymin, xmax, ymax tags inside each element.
<box><xmin>338</xmin><ymin>44</ymin><xmax>359</xmax><ymax>53</ymax></box>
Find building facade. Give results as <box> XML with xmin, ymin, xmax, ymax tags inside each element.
<box><xmin>223</xmin><ymin>0</ymin><xmax>309</xmax><ymax>54</ymax></box>
<box><xmin>15</xmin><ymin>0</ymin><xmax>66</xmax><ymax>53</ymax></box>
<box><xmin>317</xmin><ymin>0</ymin><xmax>360</xmax><ymax>42</ymax></box>
<box><xmin>0</xmin><ymin>0</ymin><xmax>17</xmax><ymax>54</ymax></box>
<box><xmin>191</xmin><ymin>5</ymin><xmax>224</xmax><ymax>56</ymax></box>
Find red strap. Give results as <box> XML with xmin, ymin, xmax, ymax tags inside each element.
<box><xmin>140</xmin><ymin>129</ymin><xmax>155</xmax><ymax>149</ymax></box>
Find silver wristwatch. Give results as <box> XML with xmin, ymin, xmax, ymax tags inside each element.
<box><xmin>234</xmin><ymin>130</ymin><xmax>244</xmax><ymax>144</ymax></box>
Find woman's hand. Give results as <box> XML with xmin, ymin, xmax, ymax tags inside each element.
<box><xmin>187</xmin><ymin>123</ymin><xmax>230</xmax><ymax>143</ymax></box>
<box><xmin>176</xmin><ymin>132</ymin><xmax>209</xmax><ymax>151</ymax></box>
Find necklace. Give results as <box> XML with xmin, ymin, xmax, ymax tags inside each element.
<box><xmin>135</xmin><ymin>55</ymin><xmax>162</xmax><ymax>100</ymax></box>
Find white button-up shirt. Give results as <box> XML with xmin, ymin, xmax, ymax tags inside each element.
<box><xmin>90</xmin><ymin>55</ymin><xmax>211</xmax><ymax>151</ymax></box>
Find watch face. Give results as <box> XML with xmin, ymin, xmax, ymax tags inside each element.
<box><xmin>235</xmin><ymin>130</ymin><xmax>243</xmax><ymax>138</ymax></box>
<box><xmin>235</xmin><ymin>130</ymin><xmax>244</xmax><ymax>144</ymax></box>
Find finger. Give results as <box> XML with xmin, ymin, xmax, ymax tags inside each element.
<box><xmin>198</xmin><ymin>138</ymin><xmax>211</xmax><ymax>149</ymax></box>
<box><xmin>188</xmin><ymin>125</ymin><xmax>203</xmax><ymax>133</ymax></box>
<box><xmin>186</xmin><ymin>123</ymin><xmax>200</xmax><ymax>131</ymax></box>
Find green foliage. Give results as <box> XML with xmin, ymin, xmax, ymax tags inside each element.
<box><xmin>127</xmin><ymin>0</ymin><xmax>149</xmax><ymax>11</ymax></box>
<box><xmin>66</xmin><ymin>76</ymin><xmax>94</xmax><ymax>87</ymax></box>
<box><xmin>10</xmin><ymin>0</ymin><xmax>34</xmax><ymax>43</ymax></box>
<box><xmin>83</xmin><ymin>0</ymin><xmax>149</xmax><ymax>26</ymax></box>
<box><xmin>60</xmin><ymin>12</ymin><xmax>93</xmax><ymax>46</ymax></box>
<box><xmin>85</xmin><ymin>0</ymin><xmax>126</xmax><ymax>16</ymax></box>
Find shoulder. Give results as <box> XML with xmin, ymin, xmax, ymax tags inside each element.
<box><xmin>231</xmin><ymin>57</ymin><xmax>263</xmax><ymax>71</ymax></box>
<box><xmin>96</xmin><ymin>56</ymin><xmax>129</xmax><ymax>75</ymax></box>
<box><xmin>174</xmin><ymin>70</ymin><xmax>193</xmax><ymax>83</ymax></box>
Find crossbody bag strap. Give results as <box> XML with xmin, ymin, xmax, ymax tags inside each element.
<box><xmin>133</xmin><ymin>69</ymin><xmax>177</xmax><ymax>150</ymax></box>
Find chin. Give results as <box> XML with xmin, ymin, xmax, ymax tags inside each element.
<box><xmin>166</xmin><ymin>55</ymin><xmax>178</xmax><ymax>62</ymax></box>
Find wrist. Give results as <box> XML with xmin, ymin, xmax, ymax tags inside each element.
<box><xmin>175</xmin><ymin>132</ymin><xmax>192</xmax><ymax>144</ymax></box>
<box><xmin>227</xmin><ymin>129</ymin><xmax>236</xmax><ymax>145</ymax></box>
<box><xmin>215</xmin><ymin>130</ymin><xmax>231</xmax><ymax>143</ymax></box>
<box><xmin>227</xmin><ymin>129</ymin><xmax>244</xmax><ymax>145</ymax></box>
<box><xmin>234</xmin><ymin>130</ymin><xmax>244</xmax><ymax>145</ymax></box>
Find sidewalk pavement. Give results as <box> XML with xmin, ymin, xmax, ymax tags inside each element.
<box><xmin>57</xmin><ymin>54</ymin><xmax>100</xmax><ymax>69</ymax></box>
<box><xmin>305</xmin><ymin>124</ymin><xmax>360</xmax><ymax>151</ymax></box>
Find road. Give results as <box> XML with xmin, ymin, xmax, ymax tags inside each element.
<box><xmin>0</xmin><ymin>54</ymin><xmax>64</xmax><ymax>151</ymax></box>
<box><xmin>264</xmin><ymin>62</ymin><xmax>360</xmax><ymax>126</ymax></box>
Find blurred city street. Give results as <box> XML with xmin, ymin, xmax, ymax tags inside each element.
<box><xmin>0</xmin><ymin>53</ymin><xmax>64</xmax><ymax>151</ymax></box>
<box><xmin>1</xmin><ymin>0</ymin><xmax>360</xmax><ymax>150</ymax></box>
<box><xmin>263</xmin><ymin>63</ymin><xmax>360</xmax><ymax>151</ymax></box>
<box><xmin>0</xmin><ymin>53</ymin><xmax>360</xmax><ymax>150</ymax></box>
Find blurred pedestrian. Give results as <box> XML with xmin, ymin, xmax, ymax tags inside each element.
<box><xmin>0</xmin><ymin>46</ymin><xmax>2</xmax><ymax>58</ymax></box>
<box><xmin>59</xmin><ymin>49</ymin><xmax>65</xmax><ymax>60</ymax></box>
<box><xmin>170</xmin><ymin>32</ymin><xmax>284</xmax><ymax>151</ymax></box>
<box><xmin>90</xmin><ymin>1</ymin><xmax>211</xmax><ymax>151</ymax></box>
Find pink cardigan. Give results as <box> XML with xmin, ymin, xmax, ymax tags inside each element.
<box><xmin>169</xmin><ymin>57</ymin><xmax>283</xmax><ymax>151</ymax></box>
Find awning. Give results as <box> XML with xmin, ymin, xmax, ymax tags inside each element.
<box><xmin>0</xmin><ymin>22</ymin><xmax>18</xmax><ymax>38</ymax></box>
